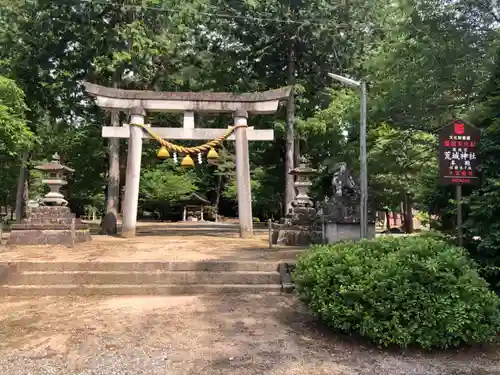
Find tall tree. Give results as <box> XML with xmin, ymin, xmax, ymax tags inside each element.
<box><xmin>0</xmin><ymin>76</ymin><xmax>34</xmax><ymax>220</ymax></box>
<box><xmin>461</xmin><ymin>43</ymin><xmax>500</xmax><ymax>290</ymax></box>
<box><xmin>206</xmin><ymin>0</ymin><xmax>378</xmax><ymax>213</ymax></box>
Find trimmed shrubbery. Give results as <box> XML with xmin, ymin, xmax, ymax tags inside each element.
<box><xmin>293</xmin><ymin>236</ymin><xmax>500</xmax><ymax>349</ymax></box>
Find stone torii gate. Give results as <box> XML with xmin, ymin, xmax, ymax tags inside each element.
<box><xmin>83</xmin><ymin>82</ymin><xmax>291</xmax><ymax>238</ymax></box>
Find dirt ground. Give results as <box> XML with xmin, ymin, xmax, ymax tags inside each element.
<box><xmin>0</xmin><ymin>222</ymin><xmax>303</xmax><ymax>262</ymax></box>
<box><xmin>0</xmin><ymin>294</ymin><xmax>498</xmax><ymax>375</ymax></box>
<box><xmin>1</xmin><ymin>222</ymin><xmax>498</xmax><ymax>374</ymax></box>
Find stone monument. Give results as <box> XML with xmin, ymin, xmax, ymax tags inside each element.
<box><xmin>272</xmin><ymin>157</ymin><xmax>322</xmax><ymax>246</ymax></box>
<box><xmin>319</xmin><ymin>162</ymin><xmax>376</xmax><ymax>242</ymax></box>
<box><xmin>7</xmin><ymin>153</ymin><xmax>92</xmax><ymax>245</ymax></box>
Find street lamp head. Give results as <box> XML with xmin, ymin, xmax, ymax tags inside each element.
<box><xmin>328</xmin><ymin>72</ymin><xmax>361</xmax><ymax>88</ymax></box>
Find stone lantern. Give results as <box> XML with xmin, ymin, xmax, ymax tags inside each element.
<box><xmin>271</xmin><ymin>157</ymin><xmax>321</xmax><ymax>246</ymax></box>
<box><xmin>289</xmin><ymin>157</ymin><xmax>317</xmax><ymax>210</ymax></box>
<box><xmin>7</xmin><ymin>153</ymin><xmax>91</xmax><ymax>245</ymax></box>
<box><xmin>36</xmin><ymin>153</ymin><xmax>74</xmax><ymax>206</ymax></box>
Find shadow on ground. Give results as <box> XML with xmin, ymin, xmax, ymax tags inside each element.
<box><xmin>184</xmin><ymin>294</ymin><xmax>500</xmax><ymax>375</ymax></box>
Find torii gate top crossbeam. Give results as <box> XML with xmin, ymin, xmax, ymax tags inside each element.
<box><xmin>102</xmin><ymin>125</ymin><xmax>274</xmax><ymax>141</ymax></box>
<box><xmin>83</xmin><ymin>82</ymin><xmax>292</xmax><ymax>114</ymax></box>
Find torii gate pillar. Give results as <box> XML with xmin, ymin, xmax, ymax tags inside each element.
<box><xmin>234</xmin><ymin>109</ymin><xmax>253</xmax><ymax>237</ymax></box>
<box><xmin>122</xmin><ymin>107</ymin><xmax>145</xmax><ymax>237</ymax></box>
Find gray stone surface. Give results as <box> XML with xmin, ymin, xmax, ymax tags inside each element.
<box><xmin>273</xmin><ymin>226</ymin><xmax>321</xmax><ymax>246</ymax></box>
<box><xmin>7</xmin><ymin>229</ymin><xmax>91</xmax><ymax>246</ymax></box>
<box><xmin>272</xmin><ymin>159</ymin><xmax>318</xmax><ymax>246</ymax></box>
<box><xmin>324</xmin><ymin>222</ymin><xmax>376</xmax><ymax>244</ymax></box>
<box><xmin>102</xmin><ymin>125</ymin><xmax>275</xmax><ymax>140</ymax></box>
<box><xmin>83</xmin><ymin>81</ymin><xmax>292</xmax><ymax>113</ymax></box>
<box><xmin>314</xmin><ymin>162</ymin><xmax>377</xmax><ymax>243</ymax></box>
<box><xmin>7</xmin><ymin>206</ymin><xmax>91</xmax><ymax>246</ymax></box>
<box><xmin>36</xmin><ymin>152</ymin><xmax>74</xmax><ymax>206</ymax></box>
<box><xmin>319</xmin><ymin>162</ymin><xmax>376</xmax><ymax>225</ymax></box>
<box><xmin>0</xmin><ymin>259</ymin><xmax>300</xmax><ymax>296</ymax></box>
<box><xmin>84</xmin><ymin>81</ymin><xmax>292</xmax><ymax>102</ymax></box>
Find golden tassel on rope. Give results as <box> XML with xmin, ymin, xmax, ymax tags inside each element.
<box><xmin>207</xmin><ymin>147</ymin><xmax>219</xmax><ymax>160</ymax></box>
<box><xmin>157</xmin><ymin>146</ymin><xmax>170</xmax><ymax>159</ymax></box>
<box><xmin>181</xmin><ymin>154</ymin><xmax>195</xmax><ymax>168</ymax></box>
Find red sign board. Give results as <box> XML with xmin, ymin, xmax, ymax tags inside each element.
<box><xmin>439</xmin><ymin>120</ymin><xmax>480</xmax><ymax>185</ymax></box>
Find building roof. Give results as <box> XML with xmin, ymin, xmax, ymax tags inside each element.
<box><xmin>181</xmin><ymin>193</ymin><xmax>211</xmax><ymax>205</ymax></box>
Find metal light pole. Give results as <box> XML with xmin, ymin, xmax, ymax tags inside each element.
<box><xmin>328</xmin><ymin>73</ymin><xmax>368</xmax><ymax>239</ymax></box>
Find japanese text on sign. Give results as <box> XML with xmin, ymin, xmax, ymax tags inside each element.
<box><xmin>438</xmin><ymin>120</ymin><xmax>480</xmax><ymax>185</ymax></box>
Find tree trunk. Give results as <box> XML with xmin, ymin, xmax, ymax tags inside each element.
<box><xmin>14</xmin><ymin>151</ymin><xmax>29</xmax><ymax>223</ymax></box>
<box><xmin>285</xmin><ymin>38</ymin><xmax>296</xmax><ymax>215</ymax></box>
<box><xmin>101</xmin><ymin>110</ymin><xmax>120</xmax><ymax>235</ymax></box>
<box><xmin>215</xmin><ymin>173</ymin><xmax>223</xmax><ymax>214</ymax></box>
<box><xmin>294</xmin><ymin>138</ymin><xmax>300</xmax><ymax>167</ymax></box>
<box><xmin>23</xmin><ymin>167</ymin><xmax>29</xmax><ymax>204</ymax></box>
<box><xmin>403</xmin><ymin>193</ymin><xmax>414</xmax><ymax>234</ymax></box>
<box><xmin>385</xmin><ymin>211</ymin><xmax>391</xmax><ymax>230</ymax></box>
<box><xmin>2</xmin><ymin>195</ymin><xmax>8</xmax><ymax>222</ymax></box>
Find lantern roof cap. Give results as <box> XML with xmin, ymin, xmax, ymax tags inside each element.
<box><xmin>289</xmin><ymin>156</ymin><xmax>317</xmax><ymax>175</ymax></box>
<box><xmin>35</xmin><ymin>153</ymin><xmax>75</xmax><ymax>173</ymax></box>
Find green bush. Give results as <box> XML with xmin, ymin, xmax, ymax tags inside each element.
<box><xmin>293</xmin><ymin>236</ymin><xmax>500</xmax><ymax>349</ymax></box>
<box><xmin>417</xmin><ymin>230</ymin><xmax>455</xmax><ymax>243</ymax></box>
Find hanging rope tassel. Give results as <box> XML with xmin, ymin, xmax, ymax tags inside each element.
<box><xmin>181</xmin><ymin>154</ymin><xmax>195</xmax><ymax>168</ymax></box>
<box><xmin>207</xmin><ymin>147</ymin><xmax>219</xmax><ymax>160</ymax></box>
<box><xmin>157</xmin><ymin>146</ymin><xmax>170</xmax><ymax>159</ymax></box>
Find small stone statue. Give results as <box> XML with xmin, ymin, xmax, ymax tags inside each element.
<box><xmin>331</xmin><ymin>162</ymin><xmax>359</xmax><ymax>198</ymax></box>
<box><xmin>331</xmin><ymin>163</ymin><xmax>345</xmax><ymax>196</ymax></box>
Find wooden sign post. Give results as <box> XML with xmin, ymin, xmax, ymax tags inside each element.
<box><xmin>438</xmin><ymin>119</ymin><xmax>480</xmax><ymax>246</ymax></box>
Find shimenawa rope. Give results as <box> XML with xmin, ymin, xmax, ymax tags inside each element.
<box><xmin>129</xmin><ymin>123</ymin><xmax>247</xmax><ymax>154</ymax></box>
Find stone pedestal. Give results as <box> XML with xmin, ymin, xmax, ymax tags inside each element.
<box><xmin>8</xmin><ymin>205</ymin><xmax>91</xmax><ymax>246</ymax></box>
<box><xmin>319</xmin><ymin>197</ymin><xmax>376</xmax><ymax>244</ymax></box>
<box><xmin>324</xmin><ymin>221</ymin><xmax>375</xmax><ymax>243</ymax></box>
<box><xmin>272</xmin><ymin>223</ymin><xmax>322</xmax><ymax>246</ymax></box>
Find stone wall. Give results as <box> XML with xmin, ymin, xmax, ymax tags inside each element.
<box><xmin>324</xmin><ymin>222</ymin><xmax>375</xmax><ymax>244</ymax></box>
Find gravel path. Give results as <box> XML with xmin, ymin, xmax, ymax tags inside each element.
<box><xmin>0</xmin><ymin>294</ymin><xmax>498</xmax><ymax>375</ymax></box>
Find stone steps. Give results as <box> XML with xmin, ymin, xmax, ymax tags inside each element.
<box><xmin>0</xmin><ymin>284</ymin><xmax>285</xmax><ymax>297</ymax></box>
<box><xmin>6</xmin><ymin>271</ymin><xmax>281</xmax><ymax>285</ymax></box>
<box><xmin>19</xmin><ymin>218</ymin><xmax>77</xmax><ymax>225</ymax></box>
<box><xmin>0</xmin><ymin>261</ymin><xmax>296</xmax><ymax>296</ymax></box>
<box><xmin>3</xmin><ymin>261</ymin><xmax>281</xmax><ymax>272</ymax></box>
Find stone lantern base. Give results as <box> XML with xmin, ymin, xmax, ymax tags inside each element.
<box><xmin>271</xmin><ymin>206</ymin><xmax>322</xmax><ymax>246</ymax></box>
<box><xmin>271</xmin><ymin>224</ymin><xmax>322</xmax><ymax>246</ymax></box>
<box><xmin>7</xmin><ymin>206</ymin><xmax>92</xmax><ymax>246</ymax></box>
